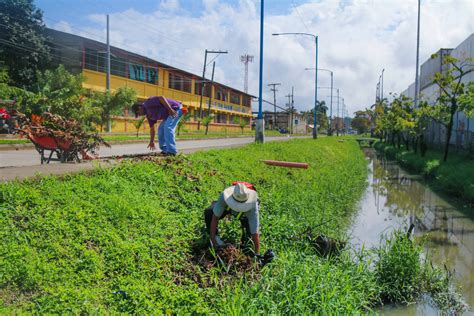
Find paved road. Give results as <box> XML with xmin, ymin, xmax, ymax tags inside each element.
<box><xmin>0</xmin><ymin>136</ymin><xmax>294</xmax><ymax>168</ymax></box>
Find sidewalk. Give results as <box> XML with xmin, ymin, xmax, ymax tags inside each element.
<box><xmin>0</xmin><ymin>136</ymin><xmax>299</xmax><ymax>182</ymax></box>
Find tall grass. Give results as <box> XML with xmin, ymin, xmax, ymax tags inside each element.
<box><xmin>0</xmin><ymin>138</ymin><xmax>464</xmax><ymax>313</ymax></box>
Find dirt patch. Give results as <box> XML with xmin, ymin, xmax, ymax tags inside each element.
<box><xmin>0</xmin><ymin>286</ymin><xmax>36</xmax><ymax>306</ymax></box>
<box><xmin>172</xmin><ymin>243</ymin><xmax>261</xmax><ymax>288</ymax></box>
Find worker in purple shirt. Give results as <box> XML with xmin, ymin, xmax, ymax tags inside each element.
<box><xmin>132</xmin><ymin>96</ymin><xmax>183</xmax><ymax>156</ymax></box>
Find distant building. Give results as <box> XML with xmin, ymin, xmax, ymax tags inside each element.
<box><xmin>401</xmin><ymin>34</ymin><xmax>473</xmax><ymax>149</ymax></box>
<box><xmin>262</xmin><ymin>111</ymin><xmax>308</xmax><ymax>134</ymax></box>
<box><xmin>45</xmin><ymin>28</ymin><xmax>253</xmax><ymax>133</ymax></box>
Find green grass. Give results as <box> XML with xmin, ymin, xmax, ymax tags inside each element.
<box><xmin>0</xmin><ymin>130</ymin><xmax>288</xmax><ymax>145</ymax></box>
<box><xmin>0</xmin><ymin>138</ymin><xmax>463</xmax><ymax>313</ymax></box>
<box><xmin>0</xmin><ymin>139</ymin><xmax>29</xmax><ymax>144</ymax></box>
<box><xmin>374</xmin><ymin>142</ymin><xmax>474</xmax><ymax>202</ymax></box>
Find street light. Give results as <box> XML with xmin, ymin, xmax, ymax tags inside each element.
<box><xmin>256</xmin><ymin>0</ymin><xmax>265</xmax><ymax>142</ymax></box>
<box><xmin>306</xmin><ymin>68</ymin><xmax>333</xmax><ymax>135</ymax></box>
<box><xmin>198</xmin><ymin>49</ymin><xmax>228</xmax><ymax>130</ymax></box>
<box><xmin>273</xmin><ymin>32</ymin><xmax>319</xmax><ymax>139</ymax></box>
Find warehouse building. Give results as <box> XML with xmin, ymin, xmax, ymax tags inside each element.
<box><xmin>46</xmin><ymin>28</ymin><xmax>253</xmax><ymax>133</ymax></box>
<box><xmin>401</xmin><ymin>34</ymin><xmax>473</xmax><ymax>150</ymax></box>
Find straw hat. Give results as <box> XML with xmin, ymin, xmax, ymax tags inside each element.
<box><xmin>222</xmin><ymin>183</ymin><xmax>257</xmax><ymax>212</ymax></box>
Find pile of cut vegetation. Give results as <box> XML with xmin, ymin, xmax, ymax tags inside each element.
<box><xmin>16</xmin><ymin>112</ymin><xmax>109</xmax><ymax>158</ymax></box>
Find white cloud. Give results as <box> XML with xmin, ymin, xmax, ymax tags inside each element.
<box><xmin>54</xmin><ymin>0</ymin><xmax>474</xmax><ymax>116</ymax></box>
<box><xmin>160</xmin><ymin>0</ymin><xmax>180</xmax><ymax>11</ymax></box>
<box><xmin>53</xmin><ymin>21</ymin><xmax>73</xmax><ymax>33</ymax></box>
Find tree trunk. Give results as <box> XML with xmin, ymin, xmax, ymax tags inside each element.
<box><xmin>205</xmin><ymin>124</ymin><xmax>209</xmax><ymax>135</ymax></box>
<box><xmin>413</xmin><ymin>136</ymin><xmax>418</xmax><ymax>154</ymax></box>
<box><xmin>420</xmin><ymin>134</ymin><xmax>427</xmax><ymax>157</ymax></box>
<box><xmin>443</xmin><ymin>99</ymin><xmax>457</xmax><ymax>162</ymax></box>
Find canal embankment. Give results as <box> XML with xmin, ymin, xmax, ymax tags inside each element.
<box><xmin>351</xmin><ymin>148</ymin><xmax>473</xmax><ymax>315</ymax></box>
<box><xmin>374</xmin><ymin>142</ymin><xmax>474</xmax><ymax>203</ymax></box>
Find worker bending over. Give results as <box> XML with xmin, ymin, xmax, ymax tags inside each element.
<box><xmin>132</xmin><ymin>96</ymin><xmax>186</xmax><ymax>156</ymax></box>
<box><xmin>205</xmin><ymin>183</ymin><xmax>260</xmax><ymax>255</ymax></box>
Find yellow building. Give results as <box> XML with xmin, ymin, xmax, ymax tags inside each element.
<box><xmin>47</xmin><ymin>28</ymin><xmax>253</xmax><ymax>133</ymax></box>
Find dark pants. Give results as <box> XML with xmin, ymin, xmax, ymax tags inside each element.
<box><xmin>204</xmin><ymin>207</ymin><xmax>252</xmax><ymax>246</ymax></box>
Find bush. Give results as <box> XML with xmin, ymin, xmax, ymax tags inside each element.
<box><xmin>375</xmin><ymin>231</ymin><xmax>423</xmax><ymax>303</ymax></box>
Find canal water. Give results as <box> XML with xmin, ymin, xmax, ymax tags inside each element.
<box><xmin>349</xmin><ymin>149</ymin><xmax>474</xmax><ymax>315</ymax></box>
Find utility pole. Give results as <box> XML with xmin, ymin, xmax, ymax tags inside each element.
<box><xmin>285</xmin><ymin>93</ymin><xmax>291</xmax><ymax>133</ymax></box>
<box><xmin>198</xmin><ymin>49</ymin><xmax>228</xmax><ymax>130</ymax></box>
<box><xmin>268</xmin><ymin>83</ymin><xmax>281</xmax><ymax>130</ymax></box>
<box><xmin>206</xmin><ymin>62</ymin><xmax>216</xmax><ymax>116</ymax></box>
<box><xmin>342</xmin><ymin>97</ymin><xmax>345</xmax><ymax>135</ymax></box>
<box><xmin>106</xmin><ymin>14</ymin><xmax>111</xmax><ymax>133</ymax></box>
<box><xmin>240</xmin><ymin>54</ymin><xmax>254</xmax><ymax>94</ymax></box>
<box><xmin>336</xmin><ymin>89</ymin><xmax>340</xmax><ymax>136</ymax></box>
<box><xmin>291</xmin><ymin>87</ymin><xmax>295</xmax><ymax>134</ymax></box>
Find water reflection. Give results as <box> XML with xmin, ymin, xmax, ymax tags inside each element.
<box><xmin>350</xmin><ymin>149</ymin><xmax>474</xmax><ymax>315</ymax></box>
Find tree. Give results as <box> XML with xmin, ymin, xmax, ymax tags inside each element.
<box><xmin>351</xmin><ymin>110</ymin><xmax>371</xmax><ymax>134</ymax></box>
<box><xmin>33</xmin><ymin>65</ymin><xmax>85</xmax><ymax>118</ymax></box>
<box><xmin>91</xmin><ymin>86</ymin><xmax>137</xmax><ymax>132</ymax></box>
<box><xmin>203</xmin><ymin>115</ymin><xmax>214</xmax><ymax>135</ymax></box>
<box><xmin>132</xmin><ymin>116</ymin><xmax>145</xmax><ymax>137</ymax></box>
<box><xmin>430</xmin><ymin>55</ymin><xmax>473</xmax><ymax>161</ymax></box>
<box><xmin>177</xmin><ymin>112</ymin><xmax>190</xmax><ymax>136</ymax></box>
<box><xmin>0</xmin><ymin>0</ymin><xmax>51</xmax><ymax>87</ymax></box>
<box><xmin>301</xmin><ymin>101</ymin><xmax>328</xmax><ymax>133</ymax></box>
<box><xmin>239</xmin><ymin>117</ymin><xmax>248</xmax><ymax>134</ymax></box>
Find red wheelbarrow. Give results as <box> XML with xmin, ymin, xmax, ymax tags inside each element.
<box><xmin>27</xmin><ymin>133</ymin><xmax>80</xmax><ymax>164</ymax></box>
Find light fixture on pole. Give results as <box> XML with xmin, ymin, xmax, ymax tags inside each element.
<box><xmin>273</xmin><ymin>32</ymin><xmax>319</xmax><ymax>139</ymax></box>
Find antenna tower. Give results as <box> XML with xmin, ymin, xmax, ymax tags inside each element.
<box><xmin>240</xmin><ymin>54</ymin><xmax>254</xmax><ymax>93</ymax></box>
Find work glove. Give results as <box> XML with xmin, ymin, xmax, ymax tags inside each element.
<box><xmin>210</xmin><ymin>236</ymin><xmax>225</xmax><ymax>248</ymax></box>
<box><xmin>255</xmin><ymin>249</ymin><xmax>276</xmax><ymax>267</ymax></box>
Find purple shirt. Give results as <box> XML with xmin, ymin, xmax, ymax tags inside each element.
<box><xmin>143</xmin><ymin>97</ymin><xmax>181</xmax><ymax>126</ymax></box>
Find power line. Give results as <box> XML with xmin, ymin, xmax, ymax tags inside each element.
<box><xmin>291</xmin><ymin>0</ymin><xmax>311</xmax><ymax>33</ymax></box>
<box><xmin>0</xmin><ymin>37</ymin><xmax>218</xmax><ymax>85</ymax></box>
<box><xmin>0</xmin><ymin>21</ymin><xmax>216</xmax><ymax>85</ymax></box>
<box><xmin>42</xmin><ymin>15</ymin><xmax>202</xmax><ymax>74</ymax></box>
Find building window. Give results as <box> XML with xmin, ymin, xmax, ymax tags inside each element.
<box><xmin>169</xmin><ymin>73</ymin><xmax>191</xmax><ymax>93</ymax></box>
<box><xmin>111</xmin><ymin>56</ymin><xmax>126</xmax><ymax>77</ymax></box>
<box><xmin>194</xmin><ymin>82</ymin><xmax>211</xmax><ymax>97</ymax></box>
<box><xmin>230</xmin><ymin>92</ymin><xmax>240</xmax><ymax>105</ymax></box>
<box><xmin>215</xmin><ymin>113</ymin><xmax>227</xmax><ymax>123</ymax></box>
<box><xmin>146</xmin><ymin>67</ymin><xmax>158</xmax><ymax>84</ymax></box>
<box><xmin>129</xmin><ymin>64</ymin><xmax>145</xmax><ymax>81</ymax></box>
<box><xmin>84</xmin><ymin>48</ymin><xmax>106</xmax><ymax>72</ymax></box>
<box><xmin>216</xmin><ymin>87</ymin><xmax>228</xmax><ymax>102</ymax></box>
<box><xmin>242</xmin><ymin>95</ymin><xmax>251</xmax><ymax>107</ymax></box>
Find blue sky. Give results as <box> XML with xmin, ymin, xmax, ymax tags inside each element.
<box><xmin>34</xmin><ymin>0</ymin><xmax>474</xmax><ymax>114</ymax></box>
<box><xmin>37</xmin><ymin>0</ymin><xmax>310</xmax><ymax>28</ymax></box>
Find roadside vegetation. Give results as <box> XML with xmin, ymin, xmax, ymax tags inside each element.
<box><xmin>374</xmin><ymin>142</ymin><xmax>474</xmax><ymax>203</ymax></box>
<box><xmin>0</xmin><ymin>138</ymin><xmax>465</xmax><ymax>313</ymax></box>
<box><xmin>0</xmin><ymin>130</ymin><xmax>287</xmax><ymax>145</ymax></box>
